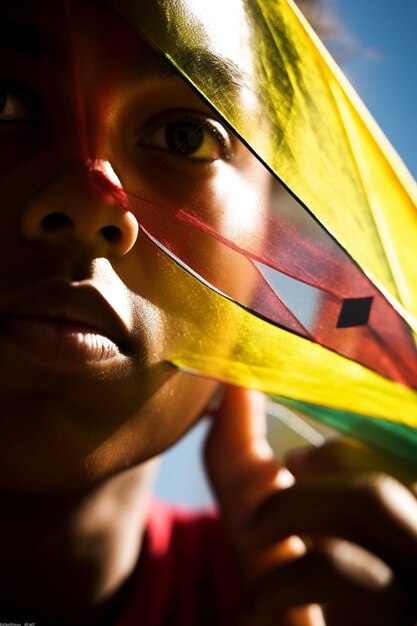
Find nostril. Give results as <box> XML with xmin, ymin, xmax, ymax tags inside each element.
<box><xmin>41</xmin><ymin>212</ymin><xmax>74</xmax><ymax>232</ymax></box>
<box><xmin>101</xmin><ymin>225</ymin><xmax>123</xmax><ymax>244</ymax></box>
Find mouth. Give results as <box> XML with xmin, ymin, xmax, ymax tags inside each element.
<box><xmin>0</xmin><ymin>280</ymin><xmax>132</xmax><ymax>372</ymax></box>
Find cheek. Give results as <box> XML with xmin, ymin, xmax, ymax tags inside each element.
<box><xmin>208</xmin><ymin>164</ymin><xmax>269</xmax><ymax>244</ymax></box>
<box><xmin>186</xmin><ymin>163</ymin><xmax>270</xmax><ymax>302</ymax></box>
<box><xmin>117</xmin><ymin>158</ymin><xmax>271</xmax><ymax>355</ymax></box>
<box><xmin>0</xmin><ymin>144</ymin><xmax>52</xmax><ymax>201</ymax></box>
<box><xmin>0</xmin><ymin>130</ymin><xmax>43</xmax><ymax>173</ymax></box>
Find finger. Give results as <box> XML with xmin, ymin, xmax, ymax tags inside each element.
<box><xmin>242</xmin><ymin>605</ymin><xmax>326</xmax><ymax>626</ymax></box>
<box><xmin>205</xmin><ymin>387</ymin><xmax>330</xmax><ymax>626</ymax></box>
<box><xmin>240</xmin><ymin>472</ymin><xmax>417</xmax><ymax>568</ymax></box>
<box><xmin>204</xmin><ymin>386</ymin><xmax>308</xmax><ymax>589</ymax></box>
<box><xmin>246</xmin><ymin>539</ymin><xmax>410</xmax><ymax>626</ymax></box>
<box><xmin>285</xmin><ymin>439</ymin><xmax>417</xmax><ymax>485</ymax></box>
<box><xmin>204</xmin><ymin>385</ymin><xmax>294</xmax><ymax>528</ymax></box>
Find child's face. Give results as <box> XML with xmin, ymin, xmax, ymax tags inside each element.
<box><xmin>0</xmin><ymin>1</ymin><xmax>270</xmax><ymax>492</ymax></box>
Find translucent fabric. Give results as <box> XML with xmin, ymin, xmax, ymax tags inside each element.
<box><xmin>106</xmin><ymin>0</ymin><xmax>417</xmax><ymax>464</ymax></box>
<box><xmin>114</xmin><ymin>0</ymin><xmax>417</xmax><ymax>325</ymax></box>
<box><xmin>19</xmin><ymin>0</ymin><xmax>417</xmax><ymax>464</ymax></box>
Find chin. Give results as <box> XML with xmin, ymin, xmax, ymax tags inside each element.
<box><xmin>0</xmin><ymin>370</ymin><xmax>217</xmax><ymax>494</ymax></box>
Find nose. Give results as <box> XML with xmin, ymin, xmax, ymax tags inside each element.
<box><xmin>20</xmin><ymin>161</ymin><xmax>139</xmax><ymax>258</ymax></box>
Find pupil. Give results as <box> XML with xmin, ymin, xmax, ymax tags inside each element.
<box><xmin>165</xmin><ymin>122</ymin><xmax>203</xmax><ymax>155</ymax></box>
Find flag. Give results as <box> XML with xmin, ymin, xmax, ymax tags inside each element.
<box><xmin>112</xmin><ymin>0</ymin><xmax>417</xmax><ymax>466</ymax></box>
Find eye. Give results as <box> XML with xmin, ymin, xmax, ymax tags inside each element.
<box><xmin>0</xmin><ymin>89</ymin><xmax>31</xmax><ymax>123</ymax></box>
<box><xmin>140</xmin><ymin>112</ymin><xmax>233</xmax><ymax>162</ymax></box>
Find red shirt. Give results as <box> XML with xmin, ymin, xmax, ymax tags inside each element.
<box><xmin>116</xmin><ymin>501</ymin><xmax>242</xmax><ymax>626</ymax></box>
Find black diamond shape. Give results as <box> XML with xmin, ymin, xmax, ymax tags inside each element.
<box><xmin>336</xmin><ymin>296</ymin><xmax>373</xmax><ymax>328</ymax></box>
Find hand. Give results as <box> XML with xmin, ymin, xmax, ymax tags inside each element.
<box><xmin>204</xmin><ymin>387</ymin><xmax>417</xmax><ymax>626</ymax></box>
<box><xmin>204</xmin><ymin>386</ymin><xmax>323</xmax><ymax>626</ymax></box>
<box><xmin>281</xmin><ymin>439</ymin><xmax>417</xmax><ymax>625</ymax></box>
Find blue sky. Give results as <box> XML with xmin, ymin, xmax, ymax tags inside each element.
<box><xmin>335</xmin><ymin>0</ymin><xmax>416</xmax><ymax>178</ymax></box>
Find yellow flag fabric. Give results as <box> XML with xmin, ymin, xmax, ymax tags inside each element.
<box><xmin>149</xmin><ymin>233</ymin><xmax>417</xmax><ymax>427</ymax></box>
<box><xmin>115</xmin><ymin>0</ymin><xmax>417</xmax><ymax>327</ymax></box>
<box><xmin>112</xmin><ymin>0</ymin><xmax>417</xmax><ymax>460</ymax></box>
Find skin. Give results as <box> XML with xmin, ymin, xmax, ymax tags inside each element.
<box><xmin>0</xmin><ymin>1</ymin><xmax>234</xmax><ymax>492</ymax></box>
<box><xmin>0</xmin><ymin>0</ymin><xmax>269</xmax><ymax>622</ymax></box>
<box><xmin>0</xmin><ymin>1</ymin><xmax>416</xmax><ymax>625</ymax></box>
<box><xmin>207</xmin><ymin>388</ymin><xmax>417</xmax><ymax>626</ymax></box>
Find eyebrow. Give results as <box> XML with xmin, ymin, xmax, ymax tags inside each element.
<box><xmin>170</xmin><ymin>47</ymin><xmax>246</xmax><ymax>98</ymax></box>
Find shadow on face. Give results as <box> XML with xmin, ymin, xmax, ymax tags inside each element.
<box><xmin>0</xmin><ymin>0</ymin><xmax>271</xmax><ymax>492</ymax></box>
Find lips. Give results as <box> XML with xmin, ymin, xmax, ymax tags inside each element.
<box><xmin>0</xmin><ymin>280</ymin><xmax>132</xmax><ymax>371</ymax></box>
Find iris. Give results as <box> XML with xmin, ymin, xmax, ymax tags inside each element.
<box><xmin>164</xmin><ymin>121</ymin><xmax>204</xmax><ymax>155</ymax></box>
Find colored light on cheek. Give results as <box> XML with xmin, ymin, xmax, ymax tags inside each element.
<box><xmin>87</xmin><ymin>159</ymin><xmax>129</xmax><ymax>210</ymax></box>
<box><xmin>90</xmin><ymin>159</ymin><xmax>122</xmax><ymax>188</ymax></box>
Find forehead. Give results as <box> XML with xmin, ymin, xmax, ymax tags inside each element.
<box><xmin>0</xmin><ymin>0</ymin><xmax>259</xmax><ymax>126</ymax></box>
<box><xmin>114</xmin><ymin>0</ymin><xmax>253</xmax><ymax>66</ymax></box>
<box><xmin>0</xmin><ymin>1</ymin><xmax>176</xmax><ymax>79</ymax></box>
<box><xmin>0</xmin><ymin>0</ymin><xmax>253</xmax><ymax>67</ymax></box>
<box><xmin>111</xmin><ymin>0</ymin><xmax>261</xmax><ymax>129</ymax></box>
